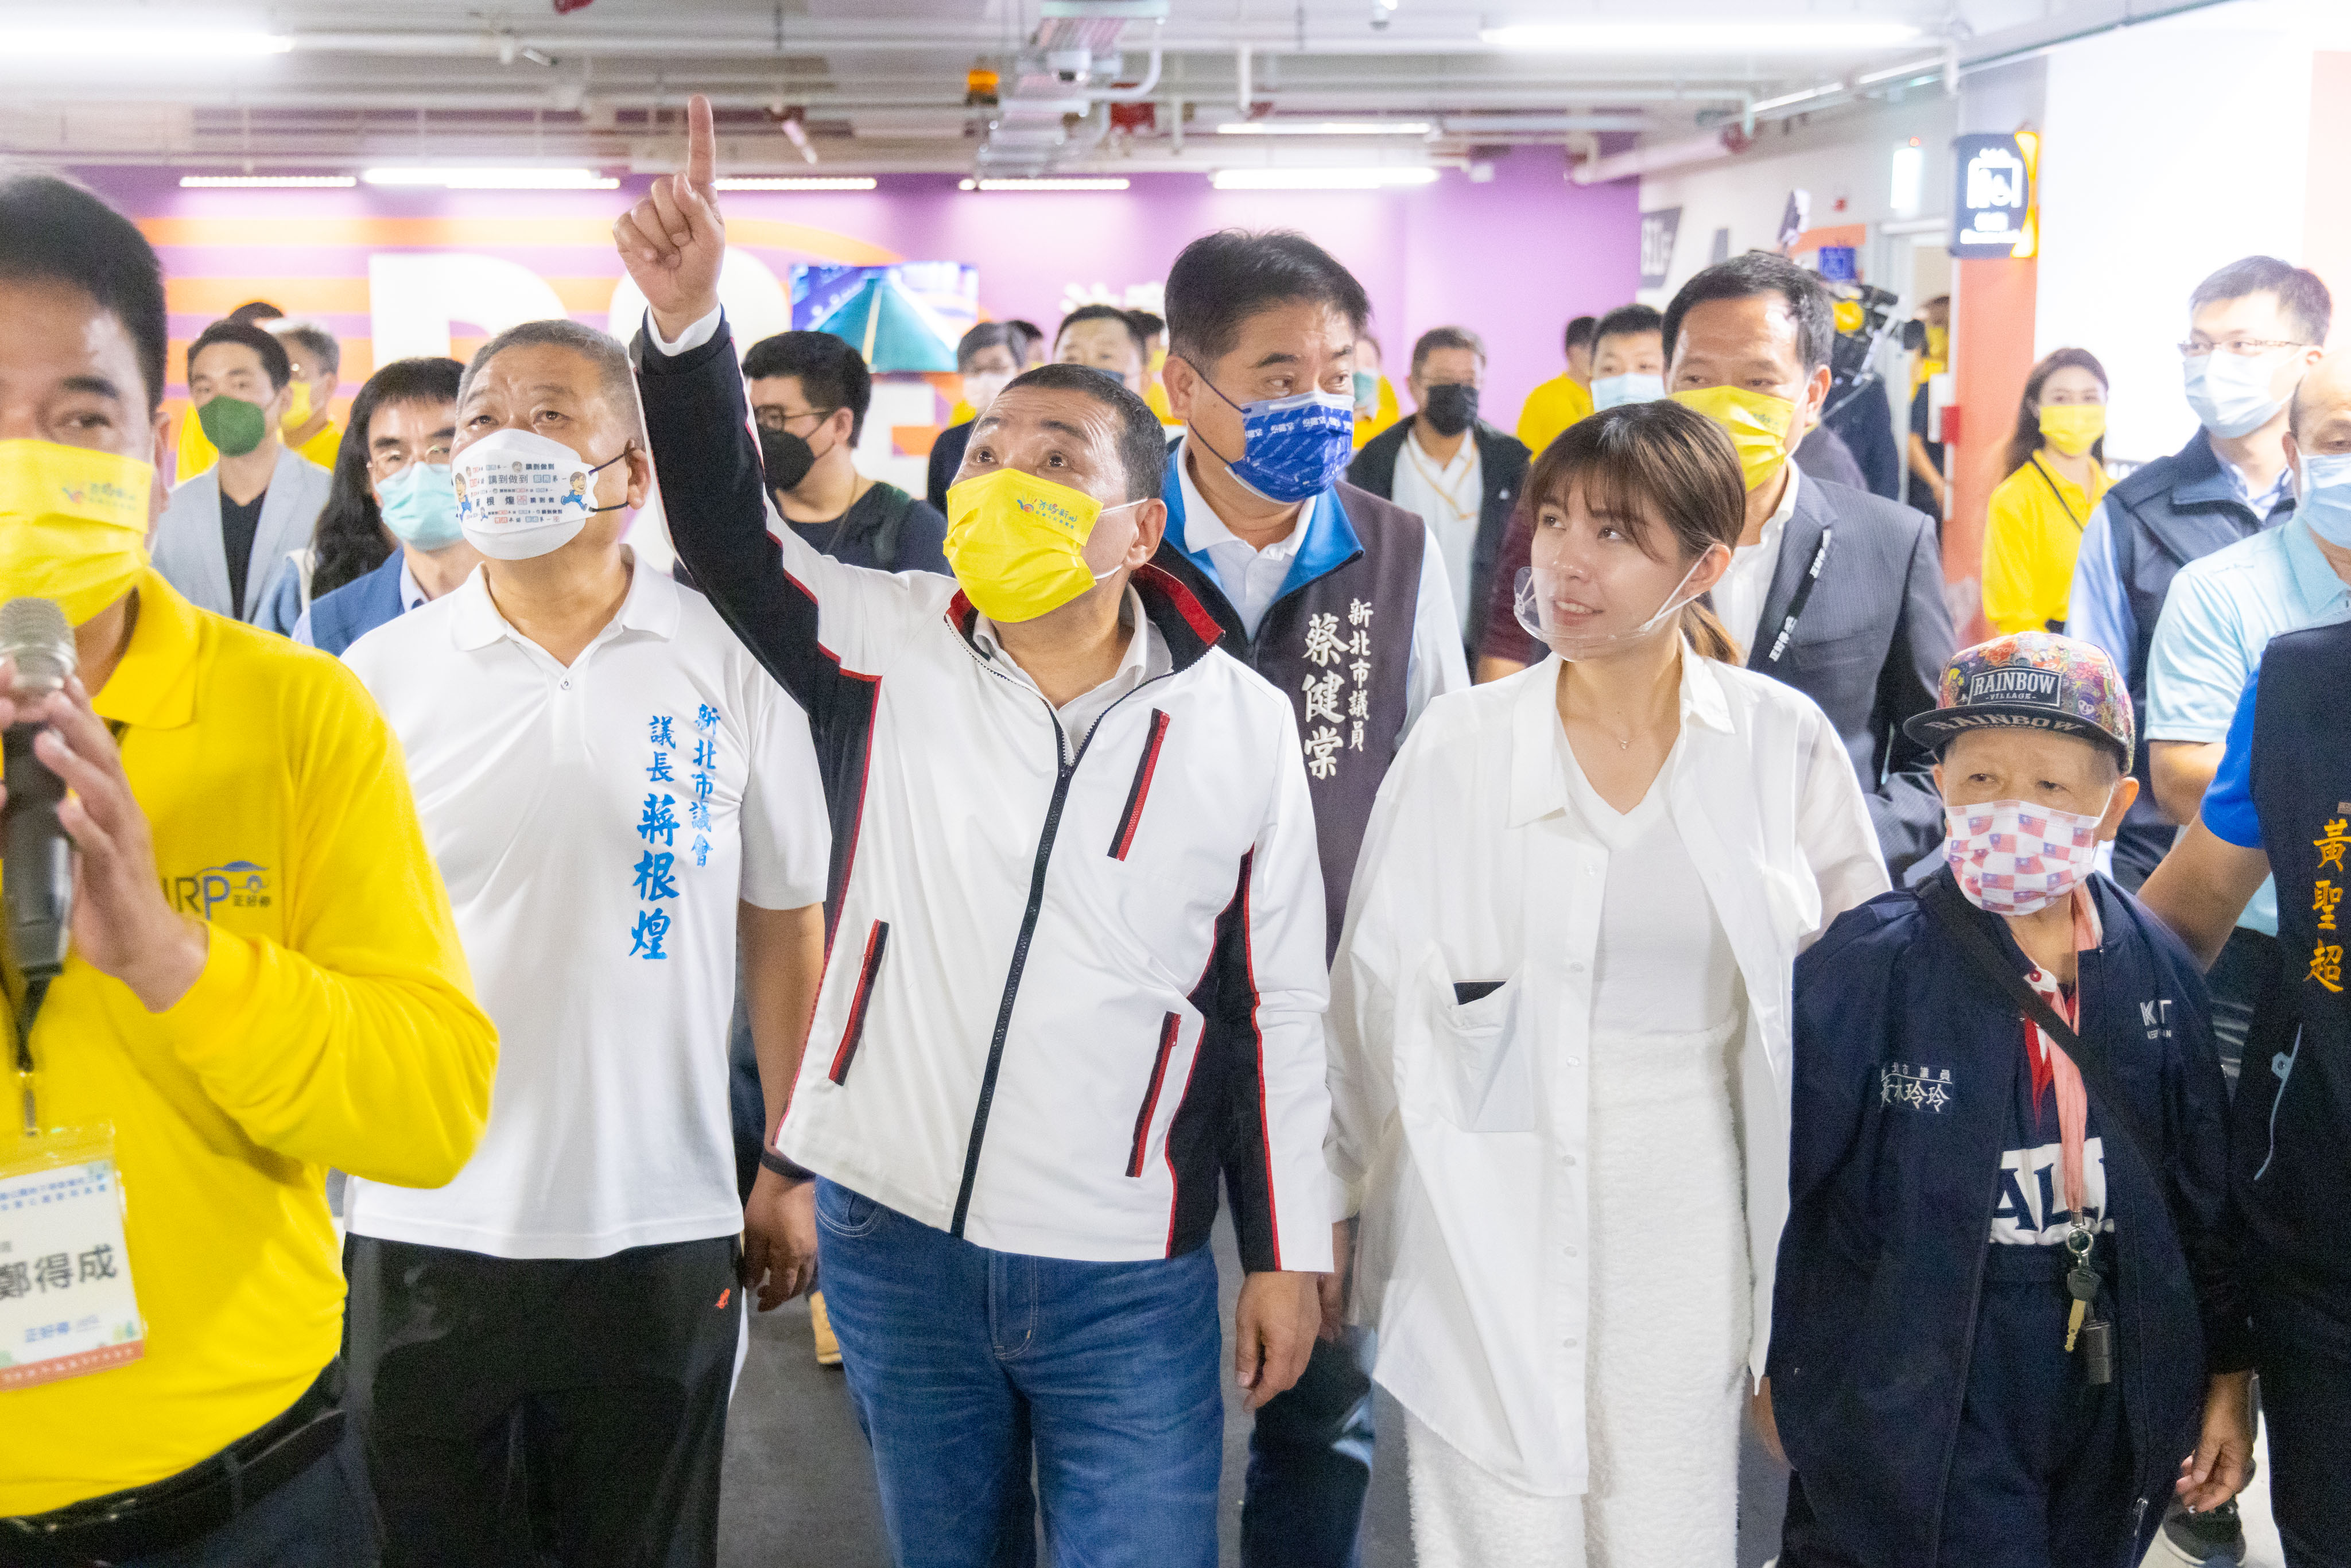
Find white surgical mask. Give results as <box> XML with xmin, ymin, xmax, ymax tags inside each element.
<box><xmin>2184</xmin><ymin>351</ymin><xmax>2290</xmax><ymax>440</ymax></box>
<box><xmin>1590</xmin><ymin>372</ymin><xmax>1666</xmax><ymax>413</ymax></box>
<box><xmin>2295</xmin><ymin>449</ymin><xmax>2351</xmax><ymax>548</ymax></box>
<box><xmin>452</xmin><ymin>428</ymin><xmax>625</xmax><ymax>561</ymax></box>
<box><xmin>963</xmin><ymin>372</ymin><xmax>1012</xmax><ymax>419</ymax></box>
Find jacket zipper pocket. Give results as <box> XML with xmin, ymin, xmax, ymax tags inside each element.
<box><xmin>1126</xmin><ymin>1012</ymin><xmax>1182</xmax><ymax>1178</ymax></box>
<box><xmin>1107</xmin><ymin>709</ymin><xmax>1172</xmax><ymax>861</ymax></box>
<box><xmin>827</xmin><ymin>919</ymin><xmax>891</xmax><ymax>1085</ymax></box>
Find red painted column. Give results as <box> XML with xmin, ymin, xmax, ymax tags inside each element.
<box><xmin>1945</xmin><ymin>253</ymin><xmax>2038</xmax><ymax>645</ymax></box>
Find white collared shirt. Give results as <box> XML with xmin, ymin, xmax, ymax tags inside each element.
<box><xmin>340</xmin><ymin>554</ymin><xmax>831</xmax><ymax>1260</ymax></box>
<box><xmin>972</xmin><ymin>586</ymin><xmax>1171</xmax><ymax>753</ymax></box>
<box><xmin>1388</xmin><ymin>423</ymin><xmax>1484</xmax><ymax>641</ymax></box>
<box><xmin>1716</xmin><ymin>464</ymin><xmax>1803</xmax><ymax>659</ymax></box>
<box><xmin>1176</xmin><ymin>447</ymin><xmax>1314</xmax><ymax>639</ymax></box>
<box><xmin>1174</xmin><ymin>438</ymin><xmax>1468</xmax><ymax>734</ymax></box>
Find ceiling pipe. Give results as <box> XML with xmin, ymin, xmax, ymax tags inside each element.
<box><xmin>1569</xmin><ymin>123</ymin><xmax>1753</xmax><ymax>184</ymax></box>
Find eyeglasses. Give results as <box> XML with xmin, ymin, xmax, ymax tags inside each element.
<box><xmin>2176</xmin><ymin>338</ymin><xmax>2310</xmax><ymax>359</ymax></box>
<box><xmin>368</xmin><ymin>442</ymin><xmax>454</xmax><ymax>479</ymax></box>
<box><xmin>752</xmin><ymin>407</ymin><xmax>837</xmax><ymax>433</ymax></box>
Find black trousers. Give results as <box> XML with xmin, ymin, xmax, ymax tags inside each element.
<box><xmin>2254</xmin><ymin>1278</ymin><xmax>2351</xmax><ymax>1568</ymax></box>
<box><xmin>344</xmin><ymin>1234</ymin><xmax>739</xmax><ymax>1568</ymax></box>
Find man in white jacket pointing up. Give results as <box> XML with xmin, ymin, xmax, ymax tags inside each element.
<box><xmin>615</xmin><ymin>97</ymin><xmax>1333</xmax><ymax>1568</ymax></box>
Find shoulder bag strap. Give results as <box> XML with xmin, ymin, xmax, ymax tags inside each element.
<box><xmin>1918</xmin><ymin>875</ymin><xmax>2168</xmax><ymax>1186</ymax></box>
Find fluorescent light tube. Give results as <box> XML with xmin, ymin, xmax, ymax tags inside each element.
<box><xmin>179</xmin><ymin>174</ymin><xmax>356</xmax><ymax>188</ymax></box>
<box><xmin>959</xmin><ymin>177</ymin><xmax>1132</xmax><ymax>191</ymax></box>
<box><xmin>1</xmin><ymin>28</ymin><xmax>291</xmax><ymax>59</ymax></box>
<box><xmin>1480</xmin><ymin>21</ymin><xmax>1922</xmax><ymax>52</ymax></box>
<box><xmin>715</xmin><ymin>177</ymin><xmax>878</xmax><ymax>191</ymax></box>
<box><xmin>362</xmin><ymin>168</ymin><xmax>619</xmax><ymax>189</ymax></box>
<box><xmin>1212</xmin><ymin>168</ymin><xmax>1440</xmax><ymax>191</ymax></box>
<box><xmin>1215</xmin><ymin>121</ymin><xmax>1433</xmax><ymax>137</ymax></box>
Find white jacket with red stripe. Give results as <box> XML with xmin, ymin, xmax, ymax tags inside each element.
<box><xmin>638</xmin><ymin>317</ymin><xmax>1334</xmax><ymax>1273</ymax></box>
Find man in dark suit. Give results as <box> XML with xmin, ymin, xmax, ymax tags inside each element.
<box><xmin>1477</xmin><ymin>254</ymin><xmax>1954</xmax><ymax>879</ymax></box>
<box><xmin>1346</xmin><ymin>325</ymin><xmax>1530</xmax><ymax>656</ymax></box>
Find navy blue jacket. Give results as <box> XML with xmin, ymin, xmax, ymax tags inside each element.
<box><xmin>2100</xmin><ymin>429</ymin><xmax>2290</xmax><ymax>882</ymax></box>
<box><xmin>307</xmin><ymin>550</ymin><xmax>409</xmax><ymax>658</ymax></box>
<box><xmin>1769</xmin><ymin>872</ymin><xmax>2245</xmax><ymax>1567</ymax></box>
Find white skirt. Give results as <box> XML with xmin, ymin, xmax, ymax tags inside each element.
<box><xmin>1407</xmin><ymin>1019</ymin><xmax>1751</xmax><ymax>1568</ymax></box>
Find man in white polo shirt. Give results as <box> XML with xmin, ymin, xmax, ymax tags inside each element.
<box><xmin>338</xmin><ymin>317</ymin><xmax>831</xmax><ymax>1567</ymax></box>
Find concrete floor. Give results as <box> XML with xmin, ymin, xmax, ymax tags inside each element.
<box><xmin>715</xmin><ymin>1209</ymin><xmax>1793</xmax><ymax>1567</ymax></box>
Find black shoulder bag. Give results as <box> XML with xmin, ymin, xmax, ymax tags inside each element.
<box><xmin>1918</xmin><ymin>874</ymin><xmax>2166</xmax><ymax>1188</ymax></box>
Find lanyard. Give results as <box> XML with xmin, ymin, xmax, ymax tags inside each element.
<box><xmin>1400</xmin><ymin>436</ymin><xmax>1477</xmax><ymax>523</ymax></box>
<box><xmin>2028</xmin><ymin>456</ymin><xmax>2094</xmax><ymax>533</ymax></box>
<box><xmin>1758</xmin><ymin>527</ymin><xmax>1833</xmax><ymax>668</ymax></box>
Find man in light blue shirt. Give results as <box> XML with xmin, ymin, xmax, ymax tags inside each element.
<box><xmin>2063</xmin><ymin>255</ymin><xmax>2329</xmax><ymax>888</ymax></box>
<box><xmin>2144</xmin><ymin>353</ymin><xmax>2351</xmax><ymax>1082</ymax></box>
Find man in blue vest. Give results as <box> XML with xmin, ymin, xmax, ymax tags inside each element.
<box><xmin>2145</xmin><ymin>626</ymin><xmax>2351</xmax><ymax>1568</ymax></box>
<box><xmin>2066</xmin><ymin>256</ymin><xmax>2330</xmax><ymax>889</ymax></box>
<box><xmin>1154</xmin><ymin>229</ymin><xmax>1467</xmax><ymax>1568</ymax></box>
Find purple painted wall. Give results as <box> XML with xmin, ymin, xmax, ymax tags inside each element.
<box><xmin>79</xmin><ymin>146</ymin><xmax>1638</xmax><ymax>423</ymax></box>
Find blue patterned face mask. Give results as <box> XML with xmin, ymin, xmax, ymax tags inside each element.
<box><xmin>1185</xmin><ymin>364</ymin><xmax>1357</xmax><ymax>504</ymax></box>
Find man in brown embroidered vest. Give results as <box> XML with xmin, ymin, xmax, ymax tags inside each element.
<box><xmin>1154</xmin><ymin>228</ymin><xmax>1468</xmax><ymax>1568</ymax></box>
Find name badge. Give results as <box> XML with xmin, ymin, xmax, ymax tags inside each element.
<box><xmin>0</xmin><ymin>1127</ymin><xmax>144</xmax><ymax>1388</ymax></box>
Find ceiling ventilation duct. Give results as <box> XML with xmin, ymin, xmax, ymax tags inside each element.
<box><xmin>975</xmin><ymin>0</ymin><xmax>1165</xmax><ymax>178</ymax></box>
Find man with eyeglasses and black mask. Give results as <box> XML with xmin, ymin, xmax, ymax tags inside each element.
<box><xmin>742</xmin><ymin>329</ymin><xmax>949</xmax><ymax>577</ymax></box>
<box><xmin>1348</xmin><ymin>325</ymin><xmax>1531</xmax><ymax>659</ymax></box>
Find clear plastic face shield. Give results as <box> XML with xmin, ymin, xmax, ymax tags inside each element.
<box><xmin>1511</xmin><ymin>544</ymin><xmax>1718</xmax><ymax>662</ymax></box>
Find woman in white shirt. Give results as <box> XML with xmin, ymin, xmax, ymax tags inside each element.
<box><xmin>1326</xmin><ymin>401</ymin><xmax>1888</xmax><ymax>1567</ymax></box>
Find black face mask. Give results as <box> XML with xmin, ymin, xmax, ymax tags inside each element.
<box><xmin>760</xmin><ymin>427</ymin><xmax>820</xmax><ymax>492</ymax></box>
<box><xmin>1421</xmin><ymin>382</ymin><xmax>1479</xmax><ymax>438</ymax></box>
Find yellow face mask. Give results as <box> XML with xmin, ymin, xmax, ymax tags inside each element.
<box><xmin>944</xmin><ymin>467</ymin><xmax>1125</xmax><ymax>623</ymax></box>
<box><xmin>280</xmin><ymin>378</ymin><xmax>313</xmax><ymax>432</ymax></box>
<box><xmin>0</xmin><ymin>440</ymin><xmax>154</xmax><ymax>625</ymax></box>
<box><xmin>1670</xmin><ymin>385</ymin><xmax>1798</xmax><ymax>492</ymax></box>
<box><xmin>2037</xmin><ymin>402</ymin><xmax>2106</xmax><ymax>459</ymax></box>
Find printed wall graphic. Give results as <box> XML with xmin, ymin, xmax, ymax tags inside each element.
<box><xmin>1638</xmin><ymin>207</ymin><xmax>1681</xmax><ymax>290</ymax></box>
<box><xmin>791</xmin><ymin>262</ymin><xmax>979</xmax><ymax>372</ymax></box>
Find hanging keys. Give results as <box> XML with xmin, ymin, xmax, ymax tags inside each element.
<box><xmin>2063</xmin><ymin>1225</ymin><xmax>2099</xmax><ymax>1354</ymax></box>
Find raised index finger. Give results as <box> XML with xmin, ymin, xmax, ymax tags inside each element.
<box><xmin>686</xmin><ymin>94</ymin><xmax>716</xmax><ymax>192</ymax></box>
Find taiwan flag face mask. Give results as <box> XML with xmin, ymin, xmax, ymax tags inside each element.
<box><xmin>1943</xmin><ymin>795</ymin><xmax>2111</xmax><ymax>917</ymax></box>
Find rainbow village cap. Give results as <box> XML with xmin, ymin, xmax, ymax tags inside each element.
<box><xmin>1903</xmin><ymin>631</ymin><xmax>2134</xmax><ymax>763</ymax></box>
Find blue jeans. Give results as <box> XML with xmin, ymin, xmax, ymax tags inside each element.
<box><xmin>813</xmin><ymin>1178</ymin><xmax>1222</xmax><ymax>1568</ymax></box>
<box><xmin>1241</xmin><ymin>1326</ymin><xmax>1376</xmax><ymax>1568</ymax></box>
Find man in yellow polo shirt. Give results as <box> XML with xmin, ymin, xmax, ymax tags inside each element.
<box><xmin>0</xmin><ymin>170</ymin><xmax>495</xmax><ymax>1564</ymax></box>
<box><xmin>1512</xmin><ymin>312</ymin><xmax>1598</xmax><ymax>456</ymax></box>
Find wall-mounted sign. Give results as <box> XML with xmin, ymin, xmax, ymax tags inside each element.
<box><xmin>1776</xmin><ymin>189</ymin><xmax>1811</xmax><ymax>253</ymax></box>
<box><xmin>1639</xmin><ymin>207</ymin><xmax>1682</xmax><ymax>289</ymax></box>
<box><xmin>1950</xmin><ymin>133</ymin><xmax>2032</xmax><ymax>258</ymax></box>
<box><xmin>1817</xmin><ymin>245</ymin><xmax>1858</xmax><ymax>281</ymax></box>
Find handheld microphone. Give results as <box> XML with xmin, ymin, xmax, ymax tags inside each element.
<box><xmin>1</xmin><ymin>597</ymin><xmax>78</xmax><ymax>983</ymax></box>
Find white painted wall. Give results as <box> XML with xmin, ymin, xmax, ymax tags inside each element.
<box><xmin>2037</xmin><ymin>1</ymin><xmax>2323</xmax><ymax>463</ymax></box>
<box><xmin>1636</xmin><ymin>93</ymin><xmax>1961</xmax><ymax>305</ymax></box>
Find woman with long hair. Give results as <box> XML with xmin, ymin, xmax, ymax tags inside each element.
<box><xmin>1325</xmin><ymin>401</ymin><xmax>1888</xmax><ymax>1566</ymax></box>
<box><xmin>1983</xmin><ymin>348</ymin><xmax>2111</xmax><ymax>634</ymax></box>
